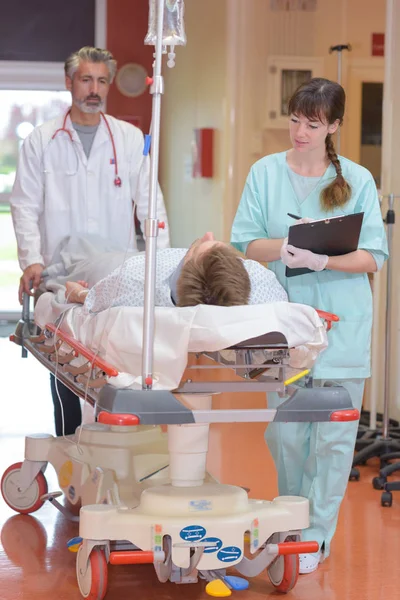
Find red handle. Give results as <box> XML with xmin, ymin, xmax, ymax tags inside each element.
<box><xmin>98</xmin><ymin>412</ymin><xmax>140</xmax><ymax>426</ymax></box>
<box><xmin>277</xmin><ymin>541</ymin><xmax>319</xmax><ymax>555</ymax></box>
<box><xmin>315</xmin><ymin>309</ymin><xmax>340</xmax><ymax>331</ymax></box>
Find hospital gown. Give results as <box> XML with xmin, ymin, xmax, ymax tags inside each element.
<box><xmin>84</xmin><ymin>247</ymin><xmax>288</xmax><ymax>314</ymax></box>
<box><xmin>231</xmin><ymin>151</ymin><xmax>388</xmax><ymax>558</ymax></box>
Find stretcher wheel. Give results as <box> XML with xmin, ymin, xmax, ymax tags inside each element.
<box><xmin>1</xmin><ymin>462</ymin><xmax>48</xmax><ymax>514</ymax></box>
<box><xmin>373</xmin><ymin>476</ymin><xmax>386</xmax><ymax>490</ymax></box>
<box><xmin>154</xmin><ymin>535</ymin><xmax>172</xmax><ymax>582</ymax></box>
<box><xmin>381</xmin><ymin>491</ymin><xmax>393</xmax><ymax>507</ymax></box>
<box><xmin>76</xmin><ymin>546</ymin><xmax>108</xmax><ymax>600</ymax></box>
<box><xmin>349</xmin><ymin>468</ymin><xmax>360</xmax><ymax>482</ymax></box>
<box><xmin>267</xmin><ymin>538</ymin><xmax>299</xmax><ymax>593</ymax></box>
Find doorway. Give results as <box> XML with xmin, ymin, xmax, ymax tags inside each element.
<box><xmin>345</xmin><ymin>58</ymin><xmax>384</xmax><ymax>189</ymax></box>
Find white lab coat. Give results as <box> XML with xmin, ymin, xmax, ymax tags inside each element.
<box><xmin>10</xmin><ymin>113</ymin><xmax>170</xmax><ymax>270</ymax></box>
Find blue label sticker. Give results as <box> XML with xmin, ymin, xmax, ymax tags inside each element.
<box><xmin>217</xmin><ymin>546</ymin><xmax>242</xmax><ymax>562</ymax></box>
<box><xmin>202</xmin><ymin>537</ymin><xmax>223</xmax><ymax>554</ymax></box>
<box><xmin>189</xmin><ymin>499</ymin><xmax>212</xmax><ymax>512</ymax></box>
<box><xmin>179</xmin><ymin>525</ymin><xmax>206</xmax><ymax>542</ymax></box>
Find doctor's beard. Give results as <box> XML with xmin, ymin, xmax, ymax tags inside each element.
<box><xmin>73</xmin><ymin>95</ymin><xmax>105</xmax><ymax>114</ymax></box>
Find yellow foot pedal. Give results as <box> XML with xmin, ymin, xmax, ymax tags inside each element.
<box><xmin>67</xmin><ymin>536</ymin><xmax>83</xmax><ymax>553</ymax></box>
<box><xmin>206</xmin><ymin>579</ymin><xmax>232</xmax><ymax>597</ymax></box>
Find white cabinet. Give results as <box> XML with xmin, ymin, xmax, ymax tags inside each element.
<box><xmin>265</xmin><ymin>55</ymin><xmax>324</xmax><ymax>128</ymax></box>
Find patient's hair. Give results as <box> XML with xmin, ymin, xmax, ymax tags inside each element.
<box><xmin>177</xmin><ymin>245</ymin><xmax>251</xmax><ymax>307</ymax></box>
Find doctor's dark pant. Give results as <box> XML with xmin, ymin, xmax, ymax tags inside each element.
<box><xmin>50</xmin><ymin>375</ymin><xmax>82</xmax><ymax>436</ymax></box>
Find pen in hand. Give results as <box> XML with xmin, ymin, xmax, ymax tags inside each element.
<box><xmin>287</xmin><ymin>213</ymin><xmax>301</xmax><ymax>220</ymax></box>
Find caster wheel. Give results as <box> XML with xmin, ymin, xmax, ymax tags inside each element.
<box><xmin>154</xmin><ymin>536</ymin><xmax>172</xmax><ymax>582</ymax></box>
<box><xmin>349</xmin><ymin>468</ymin><xmax>360</xmax><ymax>482</ymax></box>
<box><xmin>77</xmin><ymin>546</ymin><xmax>108</xmax><ymax>600</ymax></box>
<box><xmin>381</xmin><ymin>491</ymin><xmax>393</xmax><ymax>508</ymax></box>
<box><xmin>1</xmin><ymin>462</ymin><xmax>48</xmax><ymax>514</ymax></box>
<box><xmin>267</xmin><ymin>538</ymin><xmax>299</xmax><ymax>593</ymax></box>
<box><xmin>372</xmin><ymin>476</ymin><xmax>386</xmax><ymax>490</ymax></box>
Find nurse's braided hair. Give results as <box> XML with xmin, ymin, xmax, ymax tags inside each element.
<box><xmin>288</xmin><ymin>77</ymin><xmax>352</xmax><ymax>211</ymax></box>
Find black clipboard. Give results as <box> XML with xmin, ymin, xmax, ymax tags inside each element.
<box><xmin>286</xmin><ymin>212</ymin><xmax>364</xmax><ymax>277</ymax></box>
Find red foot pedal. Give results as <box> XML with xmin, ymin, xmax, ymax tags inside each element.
<box><xmin>330</xmin><ymin>409</ymin><xmax>360</xmax><ymax>422</ymax></box>
<box><xmin>98</xmin><ymin>412</ymin><xmax>140</xmax><ymax>426</ymax></box>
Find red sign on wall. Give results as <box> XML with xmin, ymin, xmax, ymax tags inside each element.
<box><xmin>372</xmin><ymin>33</ymin><xmax>385</xmax><ymax>57</ymax></box>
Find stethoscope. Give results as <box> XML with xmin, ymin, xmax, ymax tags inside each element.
<box><xmin>46</xmin><ymin>109</ymin><xmax>122</xmax><ymax>187</ymax></box>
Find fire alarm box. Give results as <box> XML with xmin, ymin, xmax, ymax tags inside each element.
<box><xmin>192</xmin><ymin>128</ymin><xmax>214</xmax><ymax>178</ymax></box>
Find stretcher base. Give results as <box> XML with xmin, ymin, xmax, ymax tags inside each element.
<box><xmin>77</xmin><ymin>487</ymin><xmax>310</xmax><ymax>595</ymax></box>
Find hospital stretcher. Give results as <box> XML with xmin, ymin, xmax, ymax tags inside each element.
<box><xmin>2</xmin><ymin>297</ymin><xmax>358</xmax><ymax>598</ymax></box>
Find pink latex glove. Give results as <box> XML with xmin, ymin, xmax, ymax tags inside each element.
<box><xmin>281</xmin><ymin>239</ymin><xmax>328</xmax><ymax>272</ymax></box>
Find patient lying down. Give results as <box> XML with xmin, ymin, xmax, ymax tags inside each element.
<box><xmin>66</xmin><ymin>232</ymin><xmax>288</xmax><ymax>312</ymax></box>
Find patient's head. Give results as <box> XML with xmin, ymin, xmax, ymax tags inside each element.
<box><xmin>177</xmin><ymin>233</ymin><xmax>251</xmax><ymax>307</ymax></box>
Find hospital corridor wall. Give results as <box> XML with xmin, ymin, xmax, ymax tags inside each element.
<box><xmin>158</xmin><ymin>0</ymin><xmax>398</xmax><ymax>423</ymax></box>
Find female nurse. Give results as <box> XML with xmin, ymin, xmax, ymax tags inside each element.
<box><xmin>231</xmin><ymin>78</ymin><xmax>388</xmax><ymax>573</ymax></box>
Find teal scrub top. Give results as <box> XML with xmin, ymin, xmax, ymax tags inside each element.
<box><xmin>231</xmin><ymin>151</ymin><xmax>389</xmax><ymax>380</ymax></box>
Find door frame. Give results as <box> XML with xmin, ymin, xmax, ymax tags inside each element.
<box><xmin>344</xmin><ymin>57</ymin><xmax>384</xmax><ymax>166</ymax></box>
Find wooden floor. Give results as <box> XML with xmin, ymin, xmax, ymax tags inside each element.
<box><xmin>1</xmin><ymin>338</ymin><xmax>400</xmax><ymax>600</ymax></box>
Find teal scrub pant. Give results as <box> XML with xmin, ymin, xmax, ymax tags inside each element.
<box><xmin>265</xmin><ymin>379</ymin><xmax>365</xmax><ymax>558</ymax></box>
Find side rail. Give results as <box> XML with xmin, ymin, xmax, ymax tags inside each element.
<box><xmin>44</xmin><ymin>323</ymin><xmax>119</xmax><ymax>379</ymax></box>
<box><xmin>10</xmin><ymin>320</ymin><xmax>119</xmax><ymax>404</ymax></box>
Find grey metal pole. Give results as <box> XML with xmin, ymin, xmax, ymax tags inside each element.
<box><xmin>21</xmin><ymin>292</ymin><xmax>30</xmax><ymax>358</ymax></box>
<box><xmin>382</xmin><ymin>194</ymin><xmax>395</xmax><ymax>438</ymax></box>
<box><xmin>142</xmin><ymin>0</ymin><xmax>165</xmax><ymax>389</ymax></box>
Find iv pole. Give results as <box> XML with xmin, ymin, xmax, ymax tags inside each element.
<box><xmin>142</xmin><ymin>0</ymin><xmax>185</xmax><ymax>389</ymax></box>
<box><xmin>350</xmin><ymin>195</ymin><xmax>400</xmax><ymax>480</ymax></box>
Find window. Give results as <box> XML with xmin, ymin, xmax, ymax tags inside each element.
<box><xmin>0</xmin><ymin>90</ymin><xmax>71</xmax><ymax>200</ymax></box>
<box><xmin>265</xmin><ymin>55</ymin><xmax>324</xmax><ymax>128</ymax></box>
<box><xmin>0</xmin><ymin>90</ymin><xmax>71</xmax><ymax>313</ymax></box>
<box><xmin>281</xmin><ymin>69</ymin><xmax>312</xmax><ymax>116</ymax></box>
<box><xmin>0</xmin><ymin>0</ymin><xmax>96</xmax><ymax>62</ymax></box>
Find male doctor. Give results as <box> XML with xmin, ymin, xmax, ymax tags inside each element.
<box><xmin>10</xmin><ymin>46</ymin><xmax>170</xmax><ymax>436</ymax></box>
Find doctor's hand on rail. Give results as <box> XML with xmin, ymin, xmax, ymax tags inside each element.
<box><xmin>280</xmin><ymin>239</ymin><xmax>328</xmax><ymax>272</ymax></box>
<box><xmin>18</xmin><ymin>263</ymin><xmax>44</xmax><ymax>304</ymax></box>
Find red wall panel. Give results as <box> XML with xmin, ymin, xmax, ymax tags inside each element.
<box><xmin>107</xmin><ymin>0</ymin><xmax>153</xmax><ymax>133</ymax></box>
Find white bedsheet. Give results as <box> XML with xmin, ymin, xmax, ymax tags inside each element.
<box><xmin>35</xmin><ymin>293</ymin><xmax>328</xmax><ymax>390</ymax></box>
